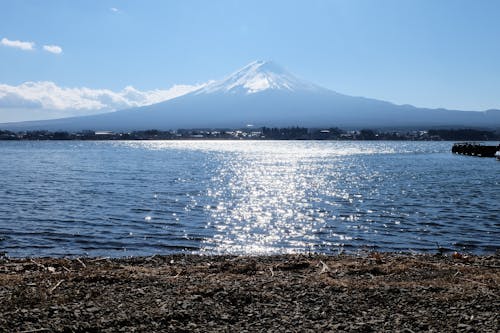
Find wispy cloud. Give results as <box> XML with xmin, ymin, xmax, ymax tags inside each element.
<box><xmin>0</xmin><ymin>81</ymin><xmax>208</xmax><ymax>121</ymax></box>
<box><xmin>110</xmin><ymin>7</ymin><xmax>119</xmax><ymax>13</ymax></box>
<box><xmin>43</xmin><ymin>44</ymin><xmax>63</xmax><ymax>54</ymax></box>
<box><xmin>1</xmin><ymin>37</ymin><xmax>35</xmax><ymax>51</ymax></box>
<box><xmin>1</xmin><ymin>38</ymin><xmax>62</xmax><ymax>54</ymax></box>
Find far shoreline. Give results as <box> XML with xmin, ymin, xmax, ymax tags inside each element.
<box><xmin>2</xmin><ymin>127</ymin><xmax>500</xmax><ymax>141</ymax></box>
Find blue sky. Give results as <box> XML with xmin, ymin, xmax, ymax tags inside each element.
<box><xmin>1</xmin><ymin>0</ymin><xmax>500</xmax><ymax>121</ymax></box>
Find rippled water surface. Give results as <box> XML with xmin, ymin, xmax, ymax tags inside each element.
<box><xmin>0</xmin><ymin>140</ymin><xmax>498</xmax><ymax>257</ymax></box>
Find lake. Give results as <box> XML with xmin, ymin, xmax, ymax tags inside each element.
<box><xmin>0</xmin><ymin>140</ymin><xmax>498</xmax><ymax>257</ymax></box>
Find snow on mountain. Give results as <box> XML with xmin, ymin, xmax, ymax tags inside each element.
<box><xmin>194</xmin><ymin>60</ymin><xmax>321</xmax><ymax>95</ymax></box>
<box><xmin>2</xmin><ymin>60</ymin><xmax>499</xmax><ymax>131</ymax></box>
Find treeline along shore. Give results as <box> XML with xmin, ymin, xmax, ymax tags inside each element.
<box><xmin>1</xmin><ymin>127</ymin><xmax>500</xmax><ymax>141</ymax></box>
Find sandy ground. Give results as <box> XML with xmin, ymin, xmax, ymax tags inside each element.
<box><xmin>0</xmin><ymin>253</ymin><xmax>499</xmax><ymax>332</ymax></box>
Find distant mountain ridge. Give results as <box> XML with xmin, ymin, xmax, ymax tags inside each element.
<box><xmin>2</xmin><ymin>60</ymin><xmax>500</xmax><ymax>131</ymax></box>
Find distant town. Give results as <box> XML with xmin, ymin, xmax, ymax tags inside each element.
<box><xmin>0</xmin><ymin>127</ymin><xmax>499</xmax><ymax>141</ymax></box>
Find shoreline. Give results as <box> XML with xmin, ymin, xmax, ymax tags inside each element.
<box><xmin>1</xmin><ymin>253</ymin><xmax>498</xmax><ymax>332</ymax></box>
<box><xmin>2</xmin><ymin>127</ymin><xmax>500</xmax><ymax>141</ymax></box>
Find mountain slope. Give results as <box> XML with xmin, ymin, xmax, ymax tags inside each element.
<box><xmin>194</xmin><ymin>60</ymin><xmax>322</xmax><ymax>94</ymax></box>
<box><xmin>2</xmin><ymin>61</ymin><xmax>500</xmax><ymax>131</ymax></box>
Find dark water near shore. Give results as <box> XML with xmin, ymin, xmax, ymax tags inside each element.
<box><xmin>0</xmin><ymin>141</ymin><xmax>498</xmax><ymax>257</ymax></box>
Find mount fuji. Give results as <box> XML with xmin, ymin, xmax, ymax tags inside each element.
<box><xmin>2</xmin><ymin>60</ymin><xmax>500</xmax><ymax>130</ymax></box>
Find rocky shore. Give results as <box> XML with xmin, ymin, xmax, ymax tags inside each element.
<box><xmin>0</xmin><ymin>253</ymin><xmax>498</xmax><ymax>332</ymax></box>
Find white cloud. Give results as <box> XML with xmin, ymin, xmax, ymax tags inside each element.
<box><xmin>0</xmin><ymin>92</ymin><xmax>42</xmax><ymax>108</ymax></box>
<box><xmin>0</xmin><ymin>81</ymin><xmax>207</xmax><ymax>122</ymax></box>
<box><xmin>1</xmin><ymin>37</ymin><xmax>35</xmax><ymax>51</ymax></box>
<box><xmin>110</xmin><ymin>7</ymin><xmax>119</xmax><ymax>12</ymax></box>
<box><xmin>43</xmin><ymin>44</ymin><xmax>63</xmax><ymax>54</ymax></box>
<box><xmin>2</xmin><ymin>38</ymin><xmax>62</xmax><ymax>54</ymax></box>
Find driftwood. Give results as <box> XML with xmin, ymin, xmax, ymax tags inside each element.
<box><xmin>49</xmin><ymin>280</ymin><xmax>64</xmax><ymax>294</ymax></box>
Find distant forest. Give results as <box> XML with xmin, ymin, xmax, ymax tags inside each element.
<box><xmin>0</xmin><ymin>127</ymin><xmax>499</xmax><ymax>141</ymax></box>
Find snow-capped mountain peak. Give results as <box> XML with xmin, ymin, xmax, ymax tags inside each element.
<box><xmin>195</xmin><ymin>60</ymin><xmax>320</xmax><ymax>95</ymax></box>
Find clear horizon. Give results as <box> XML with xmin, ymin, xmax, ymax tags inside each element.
<box><xmin>2</xmin><ymin>0</ymin><xmax>500</xmax><ymax>122</ymax></box>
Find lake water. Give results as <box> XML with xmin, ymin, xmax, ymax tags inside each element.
<box><xmin>0</xmin><ymin>140</ymin><xmax>498</xmax><ymax>257</ymax></box>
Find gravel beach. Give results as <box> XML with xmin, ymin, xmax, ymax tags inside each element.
<box><xmin>0</xmin><ymin>253</ymin><xmax>498</xmax><ymax>332</ymax></box>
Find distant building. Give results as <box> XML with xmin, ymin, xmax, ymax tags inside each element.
<box><xmin>95</xmin><ymin>131</ymin><xmax>114</xmax><ymax>136</ymax></box>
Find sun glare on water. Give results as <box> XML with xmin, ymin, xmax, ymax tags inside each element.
<box><xmin>119</xmin><ymin>140</ymin><xmax>398</xmax><ymax>254</ymax></box>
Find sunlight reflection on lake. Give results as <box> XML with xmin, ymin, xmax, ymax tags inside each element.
<box><xmin>0</xmin><ymin>140</ymin><xmax>498</xmax><ymax>257</ymax></box>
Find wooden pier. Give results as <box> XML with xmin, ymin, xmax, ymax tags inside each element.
<box><xmin>452</xmin><ymin>142</ymin><xmax>500</xmax><ymax>157</ymax></box>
